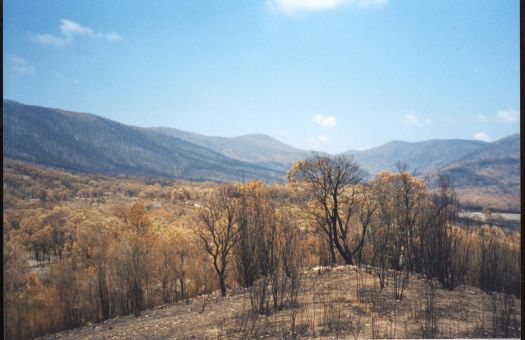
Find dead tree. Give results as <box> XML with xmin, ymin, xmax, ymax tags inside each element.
<box><xmin>197</xmin><ymin>184</ymin><xmax>239</xmax><ymax>297</ymax></box>
<box><xmin>288</xmin><ymin>154</ymin><xmax>368</xmax><ymax>266</ymax></box>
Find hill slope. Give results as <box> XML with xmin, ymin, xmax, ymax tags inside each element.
<box><xmin>344</xmin><ymin>134</ymin><xmax>520</xmax><ymax>212</ymax></box>
<box><xmin>148</xmin><ymin>127</ymin><xmax>312</xmax><ymax>171</ymax></box>
<box><xmin>38</xmin><ymin>266</ymin><xmax>521</xmax><ymax>339</ymax></box>
<box><xmin>345</xmin><ymin>139</ymin><xmax>489</xmax><ymax>175</ymax></box>
<box><xmin>3</xmin><ymin>100</ymin><xmax>283</xmax><ymax>182</ymax></box>
<box><xmin>438</xmin><ymin>133</ymin><xmax>520</xmax><ymax>187</ymax></box>
<box><xmin>437</xmin><ymin>134</ymin><xmax>520</xmax><ymax>212</ymax></box>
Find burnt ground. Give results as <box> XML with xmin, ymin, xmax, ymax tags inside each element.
<box><xmin>39</xmin><ymin>265</ymin><xmax>521</xmax><ymax>339</ymax></box>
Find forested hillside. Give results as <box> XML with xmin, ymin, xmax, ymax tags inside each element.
<box><xmin>4</xmin><ymin>100</ymin><xmax>283</xmax><ymax>182</ymax></box>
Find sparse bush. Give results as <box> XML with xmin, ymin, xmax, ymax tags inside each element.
<box><xmin>420</xmin><ymin>175</ymin><xmax>470</xmax><ymax>290</ymax></box>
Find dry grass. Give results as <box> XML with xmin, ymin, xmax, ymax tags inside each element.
<box><xmin>39</xmin><ymin>265</ymin><xmax>521</xmax><ymax>339</ymax></box>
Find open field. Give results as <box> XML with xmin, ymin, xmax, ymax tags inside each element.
<box><xmin>459</xmin><ymin>210</ymin><xmax>521</xmax><ymax>232</ymax></box>
<box><xmin>459</xmin><ymin>211</ymin><xmax>521</xmax><ymax>222</ymax></box>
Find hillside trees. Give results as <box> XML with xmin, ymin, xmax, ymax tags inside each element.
<box><xmin>367</xmin><ymin>168</ymin><xmax>475</xmax><ymax>297</ymax></box>
<box><xmin>366</xmin><ymin>166</ymin><xmax>429</xmax><ymax>299</ymax></box>
<box><xmin>197</xmin><ymin>184</ymin><xmax>239</xmax><ymax>297</ymax></box>
<box><xmin>155</xmin><ymin>228</ymin><xmax>192</xmax><ymax>303</ymax></box>
<box><xmin>476</xmin><ymin>226</ymin><xmax>520</xmax><ymax>296</ymax></box>
<box><xmin>420</xmin><ymin>175</ymin><xmax>471</xmax><ymax>290</ymax></box>
<box><xmin>4</xmin><ymin>218</ymin><xmax>31</xmax><ymax>339</ymax></box>
<box><xmin>116</xmin><ymin>202</ymin><xmax>153</xmax><ymax>316</ymax></box>
<box><xmin>234</xmin><ymin>180</ymin><xmax>281</xmax><ymax>288</ymax></box>
<box><xmin>196</xmin><ymin>180</ymin><xmax>304</xmax><ymax>311</ymax></box>
<box><xmin>288</xmin><ymin>154</ymin><xmax>369</xmax><ymax>266</ymax></box>
<box><xmin>235</xmin><ymin>181</ymin><xmax>303</xmax><ymax>313</ymax></box>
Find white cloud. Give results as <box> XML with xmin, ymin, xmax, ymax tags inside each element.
<box><xmin>59</xmin><ymin>19</ymin><xmax>93</xmax><ymax>36</ymax></box>
<box><xmin>496</xmin><ymin>108</ymin><xmax>519</xmax><ymax>124</ymax></box>
<box><xmin>308</xmin><ymin>134</ymin><xmax>332</xmax><ymax>150</ymax></box>
<box><xmin>473</xmin><ymin>132</ymin><xmax>491</xmax><ymax>142</ymax></box>
<box><xmin>10</xmin><ymin>57</ymin><xmax>35</xmax><ymax>75</ymax></box>
<box><xmin>402</xmin><ymin>113</ymin><xmax>431</xmax><ymax>127</ymax></box>
<box><xmin>313</xmin><ymin>114</ymin><xmax>337</xmax><ymax>127</ymax></box>
<box><xmin>33</xmin><ymin>19</ymin><xmax>122</xmax><ymax>47</ymax></box>
<box><xmin>268</xmin><ymin>0</ymin><xmax>387</xmax><ymax>15</ymax></box>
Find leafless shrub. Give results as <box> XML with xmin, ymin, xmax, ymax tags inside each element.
<box><xmin>234</xmin><ymin>311</ymin><xmax>260</xmax><ymax>339</ymax></box>
<box><xmin>420</xmin><ymin>175</ymin><xmax>470</xmax><ymax>290</ymax></box>
<box><xmin>419</xmin><ymin>280</ymin><xmax>440</xmax><ymax>338</ymax></box>
<box><xmin>249</xmin><ymin>275</ymin><xmax>272</xmax><ymax>314</ymax></box>
<box><xmin>390</xmin><ymin>266</ymin><xmax>410</xmax><ymax>300</ymax></box>
<box><xmin>320</xmin><ymin>302</ymin><xmax>346</xmax><ymax>336</ymax></box>
<box><xmin>491</xmin><ymin>293</ymin><xmax>520</xmax><ymax>338</ymax></box>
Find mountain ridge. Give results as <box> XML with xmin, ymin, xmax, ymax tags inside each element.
<box><xmin>3</xmin><ymin>100</ymin><xmax>520</xmax><ymax>211</ymax></box>
<box><xmin>3</xmin><ymin>100</ymin><xmax>284</xmax><ymax>182</ymax></box>
<box><xmin>147</xmin><ymin>126</ymin><xmax>312</xmax><ymax>171</ymax></box>
<box><xmin>344</xmin><ymin>138</ymin><xmax>491</xmax><ymax>175</ymax></box>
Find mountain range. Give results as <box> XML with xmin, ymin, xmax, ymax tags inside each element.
<box><xmin>3</xmin><ymin>100</ymin><xmax>520</xmax><ymax>211</ymax></box>
<box><xmin>3</xmin><ymin>100</ymin><xmax>295</xmax><ymax>182</ymax></box>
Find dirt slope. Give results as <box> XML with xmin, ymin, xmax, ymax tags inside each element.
<box><xmin>38</xmin><ymin>266</ymin><xmax>521</xmax><ymax>339</ymax></box>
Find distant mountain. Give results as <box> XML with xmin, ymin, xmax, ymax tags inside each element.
<box><xmin>147</xmin><ymin>128</ymin><xmax>312</xmax><ymax>172</ymax></box>
<box><xmin>3</xmin><ymin>100</ymin><xmax>285</xmax><ymax>182</ymax></box>
<box><xmin>438</xmin><ymin>134</ymin><xmax>520</xmax><ymax>186</ymax></box>
<box><xmin>3</xmin><ymin>100</ymin><xmax>520</xmax><ymax>211</ymax></box>
<box><xmin>436</xmin><ymin>134</ymin><xmax>520</xmax><ymax>212</ymax></box>
<box><xmin>345</xmin><ymin>139</ymin><xmax>489</xmax><ymax>175</ymax></box>
<box><xmin>344</xmin><ymin>134</ymin><xmax>520</xmax><ymax>212</ymax></box>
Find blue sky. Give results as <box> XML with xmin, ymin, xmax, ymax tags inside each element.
<box><xmin>3</xmin><ymin>0</ymin><xmax>520</xmax><ymax>153</ymax></box>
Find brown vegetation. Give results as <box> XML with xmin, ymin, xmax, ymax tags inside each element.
<box><xmin>3</xmin><ymin>158</ymin><xmax>521</xmax><ymax>339</ymax></box>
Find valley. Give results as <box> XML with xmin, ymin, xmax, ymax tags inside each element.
<box><xmin>4</xmin><ymin>100</ymin><xmax>521</xmax><ymax>212</ymax></box>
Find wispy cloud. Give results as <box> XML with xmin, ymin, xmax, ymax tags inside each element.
<box><xmin>402</xmin><ymin>113</ymin><xmax>431</xmax><ymax>127</ymax></box>
<box><xmin>473</xmin><ymin>132</ymin><xmax>491</xmax><ymax>142</ymax></box>
<box><xmin>99</xmin><ymin>32</ymin><xmax>123</xmax><ymax>41</ymax></box>
<box><xmin>313</xmin><ymin>114</ymin><xmax>337</xmax><ymax>127</ymax></box>
<box><xmin>308</xmin><ymin>134</ymin><xmax>332</xmax><ymax>150</ymax></box>
<box><xmin>60</xmin><ymin>19</ymin><xmax>93</xmax><ymax>37</ymax></box>
<box><xmin>33</xmin><ymin>19</ymin><xmax>122</xmax><ymax>47</ymax></box>
<box><xmin>268</xmin><ymin>0</ymin><xmax>388</xmax><ymax>15</ymax></box>
<box><xmin>10</xmin><ymin>57</ymin><xmax>35</xmax><ymax>75</ymax></box>
<box><xmin>496</xmin><ymin>108</ymin><xmax>519</xmax><ymax>124</ymax></box>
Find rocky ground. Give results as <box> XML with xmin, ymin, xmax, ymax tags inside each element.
<box><xmin>39</xmin><ymin>265</ymin><xmax>521</xmax><ymax>339</ymax></box>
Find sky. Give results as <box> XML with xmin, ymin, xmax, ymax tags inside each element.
<box><xmin>3</xmin><ymin>0</ymin><xmax>520</xmax><ymax>153</ymax></box>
